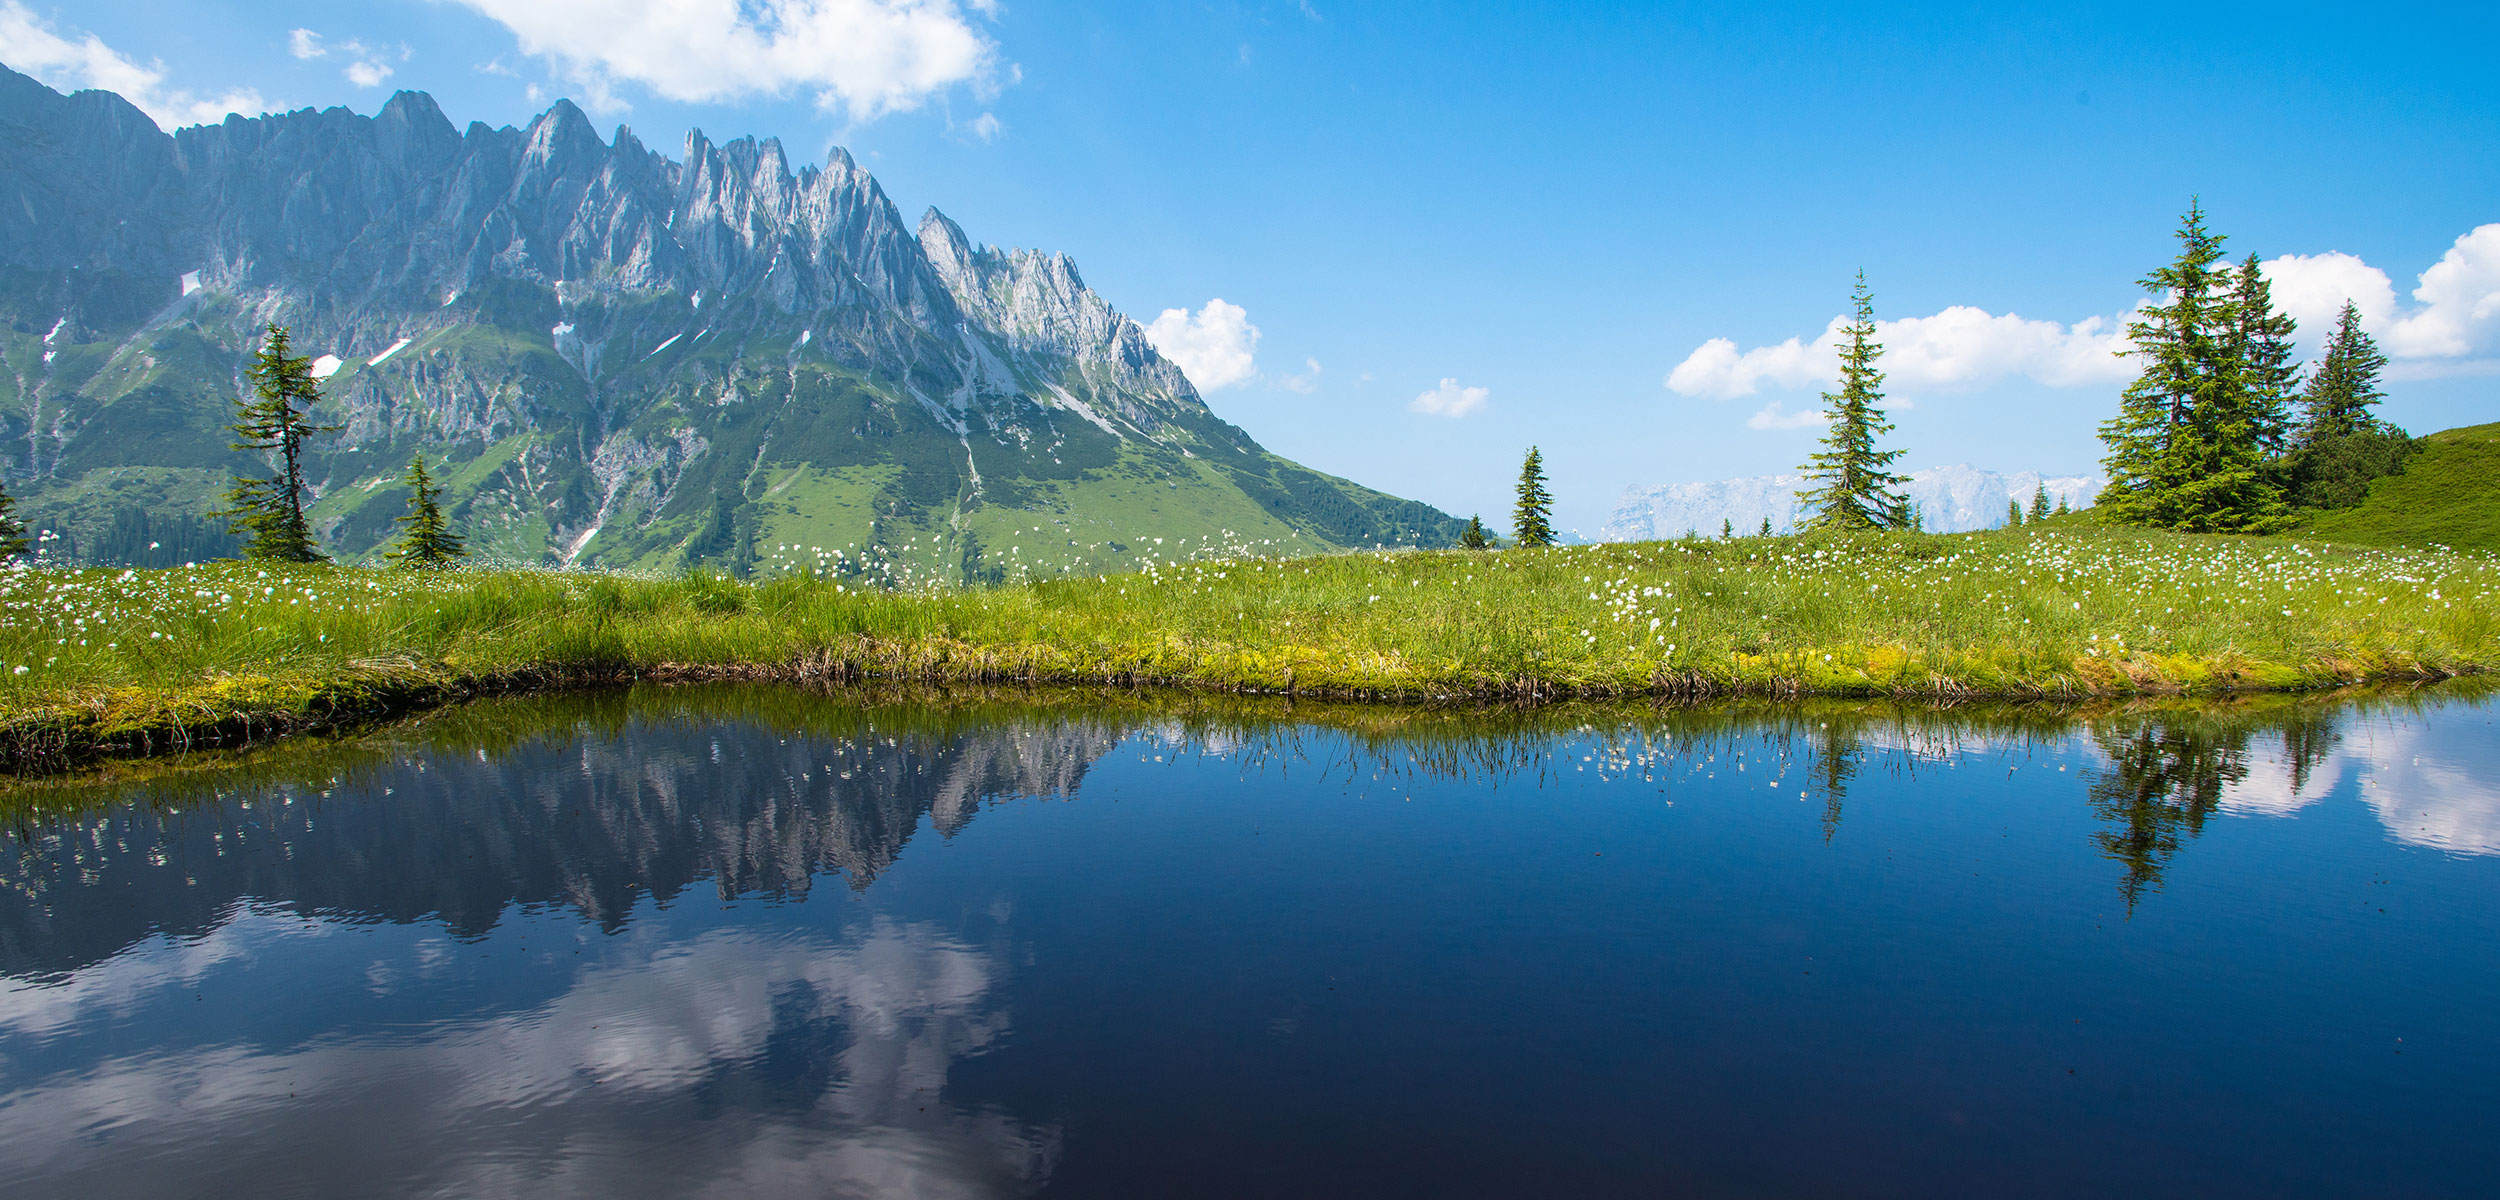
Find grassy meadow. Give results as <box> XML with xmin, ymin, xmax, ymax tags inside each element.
<box><xmin>1</xmin><ymin>522</ymin><xmax>2493</xmax><ymax>771</ymax></box>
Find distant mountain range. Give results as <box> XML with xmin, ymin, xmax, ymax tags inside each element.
<box><xmin>1602</xmin><ymin>465</ymin><xmax>2103</xmax><ymax>540</ymax></box>
<box><xmin>0</xmin><ymin>65</ymin><xmax>1459</xmax><ymax>573</ymax></box>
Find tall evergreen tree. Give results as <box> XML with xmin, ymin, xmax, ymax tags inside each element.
<box><xmin>2029</xmin><ymin>483</ymin><xmax>2051</xmax><ymax>522</ymax></box>
<box><xmin>2006</xmin><ymin>499</ymin><xmax>2024</xmax><ymax>528</ymax></box>
<box><xmin>1511</xmin><ymin>447</ymin><xmax>1554</xmax><ymax>548</ymax></box>
<box><xmin>1794</xmin><ymin>273</ymin><xmax>1910</xmax><ymax>531</ymax></box>
<box><xmin>2222</xmin><ymin>253</ymin><xmax>2302</xmax><ymax>455</ymax></box>
<box><xmin>216</xmin><ymin>325</ymin><xmax>336</xmax><ymax>562</ymax></box>
<box><xmin>2095</xmin><ymin>201</ymin><xmax>2287</xmax><ymax>533</ymax></box>
<box><xmin>1720</xmin><ymin>517</ymin><xmax>1733</xmax><ymax>539</ymax></box>
<box><xmin>0</xmin><ymin>478</ymin><xmax>26</xmax><ymax>559</ymax></box>
<box><xmin>388</xmin><ymin>454</ymin><xmax>467</xmax><ymax>569</ymax></box>
<box><xmin>1758</xmin><ymin>516</ymin><xmax>1773</xmax><ymax>537</ymax></box>
<box><xmin>2298</xmin><ymin>301</ymin><xmax>2389</xmax><ymax>442</ymax></box>
<box><xmin>1459</xmin><ymin>514</ymin><xmax>1490</xmax><ymax>549</ymax></box>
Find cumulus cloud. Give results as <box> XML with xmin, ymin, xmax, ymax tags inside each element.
<box><xmin>286</xmin><ymin>27</ymin><xmax>403</xmax><ymax>89</ymax></box>
<box><xmin>1673</xmin><ymin>224</ymin><xmax>2500</xmax><ymax>407</ymax></box>
<box><xmin>1666</xmin><ymin>307</ymin><xmax>2134</xmax><ymax>401</ymax></box>
<box><xmin>288</xmin><ymin>28</ymin><xmax>324</xmax><ymax>59</ymax></box>
<box><xmin>1142</xmin><ymin>299</ymin><xmax>1260</xmax><ymax>391</ymax></box>
<box><xmin>2263</xmin><ymin>225</ymin><xmax>2500</xmax><ymax>369</ymax></box>
<box><xmin>1410</xmin><ymin>377</ymin><xmax>1489</xmax><ymax>418</ymax></box>
<box><xmin>450</xmin><ymin>0</ymin><xmax>1002</xmax><ymax>120</ymax></box>
<box><xmin>0</xmin><ymin>2</ymin><xmax>265</xmax><ymax>129</ymax></box>
<box><xmin>964</xmin><ymin>110</ymin><xmax>1001</xmax><ymax>141</ymax></box>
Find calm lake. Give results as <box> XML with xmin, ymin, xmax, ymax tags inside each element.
<box><xmin>2</xmin><ymin>683</ymin><xmax>2495</xmax><ymax>1198</ymax></box>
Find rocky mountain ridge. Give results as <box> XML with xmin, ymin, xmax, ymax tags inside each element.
<box><xmin>0</xmin><ymin>64</ymin><xmax>1457</xmax><ymax>572</ymax></box>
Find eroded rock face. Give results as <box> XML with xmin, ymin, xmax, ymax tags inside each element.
<box><xmin>0</xmin><ymin>66</ymin><xmax>1457</xmax><ymax>568</ymax></box>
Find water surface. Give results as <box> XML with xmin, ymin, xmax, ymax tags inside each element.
<box><xmin>2</xmin><ymin>684</ymin><xmax>2495</xmax><ymax>1197</ymax></box>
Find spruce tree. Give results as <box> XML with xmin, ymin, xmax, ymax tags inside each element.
<box><xmin>2029</xmin><ymin>484</ymin><xmax>2051</xmax><ymax>522</ymax></box>
<box><xmin>1460</xmin><ymin>514</ymin><xmax>1489</xmax><ymax>549</ymax></box>
<box><xmin>2095</xmin><ymin>201</ymin><xmax>2286</xmax><ymax>533</ymax></box>
<box><xmin>2054</xmin><ymin>496</ymin><xmax>2071</xmax><ymax>517</ymax></box>
<box><xmin>1720</xmin><ymin>517</ymin><xmax>1733</xmax><ymax>539</ymax></box>
<box><xmin>2007</xmin><ymin>499</ymin><xmax>2024</xmax><ymax>528</ymax></box>
<box><xmin>217</xmin><ymin>325</ymin><xmax>336</xmax><ymax>562</ymax></box>
<box><xmin>389</xmin><ymin>453</ymin><xmax>466</xmax><ymax>569</ymax></box>
<box><xmin>2223</xmin><ymin>254</ymin><xmax>2302</xmax><ymax>455</ymax></box>
<box><xmin>2299</xmin><ymin>301</ymin><xmax>2388</xmax><ymax>442</ymax></box>
<box><xmin>1758</xmin><ymin>516</ymin><xmax>1773</xmax><ymax>537</ymax></box>
<box><xmin>0</xmin><ymin>478</ymin><xmax>26</xmax><ymax>559</ymax></box>
<box><xmin>1512</xmin><ymin>447</ymin><xmax>1554</xmax><ymax>548</ymax></box>
<box><xmin>1794</xmin><ymin>273</ymin><xmax>1910</xmax><ymax>531</ymax></box>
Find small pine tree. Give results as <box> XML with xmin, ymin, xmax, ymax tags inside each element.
<box><xmin>1758</xmin><ymin>516</ymin><xmax>1773</xmax><ymax>537</ymax></box>
<box><xmin>2029</xmin><ymin>484</ymin><xmax>2051</xmax><ymax>522</ymax></box>
<box><xmin>1512</xmin><ymin>447</ymin><xmax>1554</xmax><ymax>548</ymax></box>
<box><xmin>2054</xmin><ymin>496</ymin><xmax>2071</xmax><ymax>517</ymax></box>
<box><xmin>1795</xmin><ymin>273</ymin><xmax>1911</xmax><ymax>531</ymax></box>
<box><xmin>2007</xmin><ymin>499</ymin><xmax>2024</xmax><ymax>528</ymax></box>
<box><xmin>389</xmin><ymin>453</ymin><xmax>466</xmax><ymax>569</ymax></box>
<box><xmin>1720</xmin><ymin>517</ymin><xmax>1734</xmax><ymax>539</ymax></box>
<box><xmin>2299</xmin><ymin>301</ymin><xmax>2389</xmax><ymax>443</ymax></box>
<box><xmin>216</xmin><ymin>325</ymin><xmax>337</xmax><ymax>562</ymax></box>
<box><xmin>1460</xmin><ymin>514</ymin><xmax>1489</xmax><ymax>549</ymax></box>
<box><xmin>0</xmin><ymin>477</ymin><xmax>27</xmax><ymax>559</ymax></box>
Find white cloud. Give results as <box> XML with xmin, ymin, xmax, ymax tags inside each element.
<box><xmin>1666</xmin><ymin>307</ymin><xmax>2134</xmax><ymax>401</ymax></box>
<box><xmin>2265</xmin><ymin>225</ymin><xmax>2500</xmax><ymax>365</ymax></box>
<box><xmin>1142</xmin><ymin>299</ymin><xmax>1260</xmax><ymax>391</ymax></box>
<box><xmin>288</xmin><ymin>28</ymin><xmax>325</xmax><ymax>59</ymax></box>
<box><xmin>345</xmin><ymin>58</ymin><xmax>394</xmax><ymax>87</ymax></box>
<box><xmin>1280</xmin><ymin>357</ymin><xmax>1322</xmax><ymax>393</ymax></box>
<box><xmin>964</xmin><ymin>110</ymin><xmax>1001</xmax><ymax>141</ymax></box>
<box><xmin>1410</xmin><ymin>377</ymin><xmax>1489</xmax><ymax>418</ymax></box>
<box><xmin>450</xmin><ymin>0</ymin><xmax>1001</xmax><ymax>121</ymax></box>
<box><xmin>1745</xmin><ymin>399</ymin><xmax>1823</xmax><ymax>430</ymax></box>
<box><xmin>0</xmin><ymin>2</ymin><xmax>265</xmax><ymax>129</ymax></box>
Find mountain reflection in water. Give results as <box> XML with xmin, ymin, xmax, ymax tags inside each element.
<box><xmin>0</xmin><ymin>681</ymin><xmax>2493</xmax><ymax>1199</ymax></box>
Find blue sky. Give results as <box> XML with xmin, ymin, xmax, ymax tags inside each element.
<box><xmin>5</xmin><ymin>1</ymin><xmax>2495</xmax><ymax>534</ymax></box>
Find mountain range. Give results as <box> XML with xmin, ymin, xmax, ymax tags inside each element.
<box><xmin>0</xmin><ymin>64</ymin><xmax>1460</xmax><ymax>575</ymax></box>
<box><xmin>1602</xmin><ymin>465</ymin><xmax>2103</xmax><ymax>540</ymax></box>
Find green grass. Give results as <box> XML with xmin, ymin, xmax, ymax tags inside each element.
<box><xmin>2291</xmin><ymin>421</ymin><xmax>2500</xmax><ymax>553</ymax></box>
<box><xmin>0</xmin><ymin>523</ymin><xmax>2494</xmax><ymax>772</ymax></box>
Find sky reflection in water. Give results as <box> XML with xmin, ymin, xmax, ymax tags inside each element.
<box><xmin>1</xmin><ymin>683</ymin><xmax>2495</xmax><ymax>1198</ymax></box>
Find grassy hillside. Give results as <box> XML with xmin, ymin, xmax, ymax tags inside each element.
<box><xmin>2</xmin><ymin>523</ymin><xmax>2492</xmax><ymax>772</ymax></box>
<box><xmin>2292</xmin><ymin>422</ymin><xmax>2500</xmax><ymax>553</ymax></box>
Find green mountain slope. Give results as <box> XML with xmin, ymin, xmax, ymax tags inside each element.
<box><xmin>2292</xmin><ymin>422</ymin><xmax>2500</xmax><ymax>553</ymax></box>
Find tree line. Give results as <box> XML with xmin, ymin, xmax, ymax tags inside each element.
<box><xmin>0</xmin><ymin>325</ymin><xmax>465</xmax><ymax>569</ymax></box>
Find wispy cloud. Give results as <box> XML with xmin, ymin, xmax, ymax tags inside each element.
<box><xmin>0</xmin><ymin>2</ymin><xmax>264</xmax><ymax>128</ymax></box>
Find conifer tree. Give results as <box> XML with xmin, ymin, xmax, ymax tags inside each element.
<box><xmin>2029</xmin><ymin>484</ymin><xmax>2051</xmax><ymax>522</ymax></box>
<box><xmin>1758</xmin><ymin>516</ymin><xmax>1773</xmax><ymax>537</ymax></box>
<box><xmin>2054</xmin><ymin>496</ymin><xmax>2071</xmax><ymax>517</ymax></box>
<box><xmin>2222</xmin><ymin>254</ymin><xmax>2302</xmax><ymax>455</ymax></box>
<box><xmin>1794</xmin><ymin>273</ymin><xmax>1910</xmax><ymax>530</ymax></box>
<box><xmin>2095</xmin><ymin>201</ymin><xmax>2287</xmax><ymax>533</ymax></box>
<box><xmin>216</xmin><ymin>325</ymin><xmax>337</xmax><ymax>562</ymax></box>
<box><xmin>1460</xmin><ymin>514</ymin><xmax>1489</xmax><ymax>549</ymax></box>
<box><xmin>0</xmin><ymin>478</ymin><xmax>26</xmax><ymax>559</ymax></box>
<box><xmin>1720</xmin><ymin>517</ymin><xmax>1733</xmax><ymax>539</ymax></box>
<box><xmin>389</xmin><ymin>453</ymin><xmax>467</xmax><ymax>569</ymax></box>
<box><xmin>1512</xmin><ymin>447</ymin><xmax>1554</xmax><ymax>548</ymax></box>
<box><xmin>2298</xmin><ymin>301</ymin><xmax>2389</xmax><ymax>442</ymax></box>
<box><xmin>2007</xmin><ymin>499</ymin><xmax>2024</xmax><ymax>528</ymax></box>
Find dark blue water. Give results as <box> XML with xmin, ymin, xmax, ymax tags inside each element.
<box><xmin>1</xmin><ymin>684</ymin><xmax>2494</xmax><ymax>1198</ymax></box>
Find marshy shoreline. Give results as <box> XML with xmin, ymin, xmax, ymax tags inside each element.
<box><xmin>3</xmin><ymin>525</ymin><xmax>2494</xmax><ymax>777</ymax></box>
